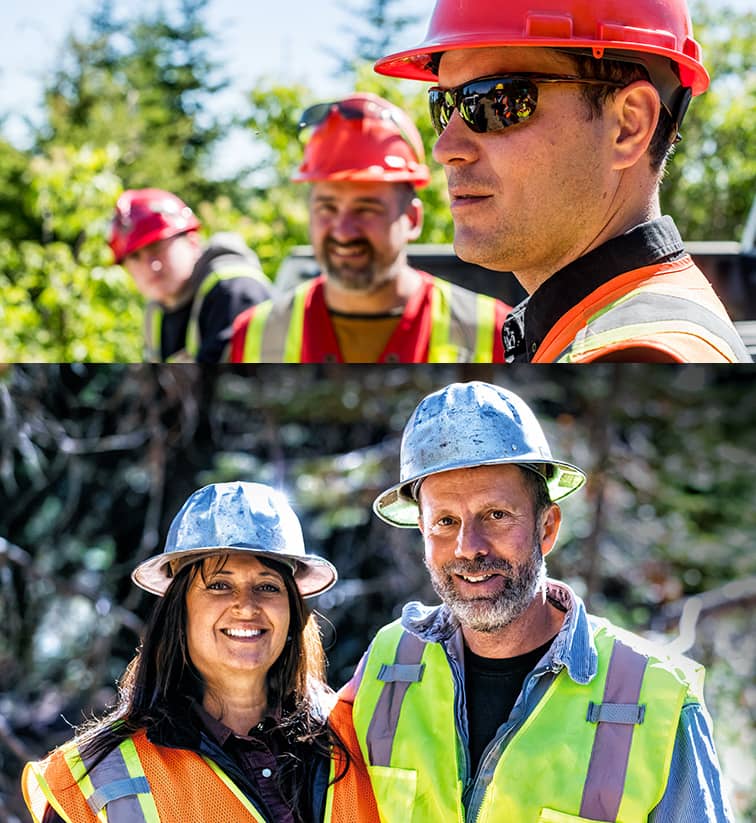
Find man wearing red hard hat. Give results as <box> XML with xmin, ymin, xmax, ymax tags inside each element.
<box><xmin>229</xmin><ymin>93</ymin><xmax>511</xmax><ymax>363</ymax></box>
<box><xmin>375</xmin><ymin>0</ymin><xmax>750</xmax><ymax>363</ymax></box>
<box><xmin>109</xmin><ymin>189</ymin><xmax>272</xmax><ymax>362</ymax></box>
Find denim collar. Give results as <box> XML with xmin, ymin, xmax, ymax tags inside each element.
<box><xmin>401</xmin><ymin>578</ymin><xmax>598</xmax><ymax>685</ymax></box>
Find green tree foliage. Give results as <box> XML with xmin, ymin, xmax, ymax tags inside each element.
<box><xmin>39</xmin><ymin>0</ymin><xmax>230</xmax><ymax>203</ymax></box>
<box><xmin>660</xmin><ymin>1</ymin><xmax>756</xmax><ymax>240</ymax></box>
<box><xmin>0</xmin><ymin>365</ymin><xmax>753</xmax><ymax>819</ymax></box>
<box><xmin>328</xmin><ymin>0</ymin><xmax>423</xmax><ymax>78</ymax></box>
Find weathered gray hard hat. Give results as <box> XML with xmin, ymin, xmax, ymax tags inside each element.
<box><xmin>373</xmin><ymin>382</ymin><xmax>586</xmax><ymax>527</ymax></box>
<box><xmin>132</xmin><ymin>481</ymin><xmax>337</xmax><ymax>597</ymax></box>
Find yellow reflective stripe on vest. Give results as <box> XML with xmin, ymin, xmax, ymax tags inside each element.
<box><xmin>200</xmin><ymin>756</ymin><xmax>268</xmax><ymax>822</ymax></box>
<box><xmin>428</xmin><ymin>279</ymin><xmax>457</xmax><ymax>362</ymax></box>
<box><xmin>283</xmin><ymin>282</ymin><xmax>309</xmax><ymax>362</ymax></box>
<box><xmin>143</xmin><ymin>303</ymin><xmax>163</xmax><ymax>363</ymax></box>
<box><xmin>353</xmin><ymin>620</ymin><xmax>695</xmax><ymax>823</ymax></box>
<box><xmin>242</xmin><ymin>300</ymin><xmax>274</xmax><ymax>361</ymax></box>
<box><xmin>22</xmin><ymin>760</ymin><xmax>76</xmax><ymax>823</ymax></box>
<box><xmin>241</xmin><ymin>281</ymin><xmax>310</xmax><ymax>362</ymax></box>
<box><xmin>555</xmin><ymin>284</ymin><xmax>745</xmax><ymax>363</ymax></box>
<box><xmin>62</xmin><ymin>746</ymin><xmax>104</xmax><ymax>822</ymax></box>
<box><xmin>62</xmin><ymin>739</ymin><xmax>159</xmax><ymax>823</ymax></box>
<box><xmin>472</xmin><ymin>293</ymin><xmax>495</xmax><ymax>362</ymax></box>
<box><xmin>185</xmin><ymin>267</ymin><xmax>265</xmax><ymax>359</ymax></box>
<box><xmin>353</xmin><ymin>620</ymin><xmax>463</xmax><ymax>822</ymax></box>
<box><xmin>428</xmin><ymin>279</ymin><xmax>497</xmax><ymax>363</ymax></box>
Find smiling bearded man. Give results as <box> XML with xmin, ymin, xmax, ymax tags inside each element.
<box><xmin>335</xmin><ymin>381</ymin><xmax>734</xmax><ymax>823</ymax></box>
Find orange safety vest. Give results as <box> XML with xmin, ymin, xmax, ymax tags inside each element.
<box><xmin>23</xmin><ymin>721</ymin><xmax>379</xmax><ymax>823</ymax></box>
<box><xmin>532</xmin><ymin>257</ymin><xmax>750</xmax><ymax>363</ymax></box>
<box><xmin>229</xmin><ymin>273</ymin><xmax>508</xmax><ymax>363</ymax></box>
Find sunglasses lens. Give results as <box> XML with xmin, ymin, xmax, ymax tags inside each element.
<box><xmin>428</xmin><ymin>89</ymin><xmax>452</xmax><ymax>136</ymax></box>
<box><xmin>429</xmin><ymin>78</ymin><xmax>539</xmax><ymax>134</ymax></box>
<box><xmin>298</xmin><ymin>102</ymin><xmax>331</xmax><ymax>132</ymax></box>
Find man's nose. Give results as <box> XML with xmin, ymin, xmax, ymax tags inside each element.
<box><xmin>455</xmin><ymin>519</ymin><xmax>489</xmax><ymax>560</ymax></box>
<box><xmin>432</xmin><ymin>110</ymin><xmax>478</xmax><ymax>168</ymax></box>
<box><xmin>329</xmin><ymin>211</ymin><xmax>361</xmax><ymax>243</ymax></box>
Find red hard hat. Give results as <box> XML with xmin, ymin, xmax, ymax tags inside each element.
<box><xmin>292</xmin><ymin>93</ymin><xmax>430</xmax><ymax>187</ymax></box>
<box><xmin>375</xmin><ymin>0</ymin><xmax>709</xmax><ymax>99</ymax></box>
<box><xmin>109</xmin><ymin>188</ymin><xmax>200</xmax><ymax>264</ymax></box>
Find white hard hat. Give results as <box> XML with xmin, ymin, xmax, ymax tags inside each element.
<box><xmin>132</xmin><ymin>482</ymin><xmax>337</xmax><ymax>597</ymax></box>
<box><xmin>374</xmin><ymin>382</ymin><xmax>586</xmax><ymax>527</ymax></box>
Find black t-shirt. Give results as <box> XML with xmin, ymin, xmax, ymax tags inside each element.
<box><xmin>161</xmin><ymin>272</ymin><xmax>271</xmax><ymax>363</ymax></box>
<box><xmin>464</xmin><ymin>635</ymin><xmax>556</xmax><ymax>777</ymax></box>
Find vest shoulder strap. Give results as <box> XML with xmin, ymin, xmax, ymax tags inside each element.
<box><xmin>428</xmin><ymin>278</ymin><xmax>497</xmax><ymax>362</ymax></box>
<box><xmin>242</xmin><ymin>280</ymin><xmax>313</xmax><ymax>362</ymax></box>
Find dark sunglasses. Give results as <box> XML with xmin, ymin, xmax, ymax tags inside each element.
<box><xmin>428</xmin><ymin>74</ymin><xmax>625</xmax><ymax>135</ymax></box>
<box><xmin>297</xmin><ymin>100</ymin><xmax>422</xmax><ymax>163</ymax></box>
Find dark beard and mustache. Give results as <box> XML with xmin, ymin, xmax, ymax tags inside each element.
<box><xmin>425</xmin><ymin>538</ymin><xmax>546</xmax><ymax>633</ymax></box>
<box><xmin>319</xmin><ymin>238</ymin><xmax>378</xmax><ymax>292</ymax></box>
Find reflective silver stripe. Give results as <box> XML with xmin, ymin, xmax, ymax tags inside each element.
<box><xmin>79</xmin><ymin>745</ymin><xmax>151</xmax><ymax>822</ymax></box>
<box><xmin>446</xmin><ymin>281</ymin><xmax>479</xmax><ymax>357</ymax></box>
<box><xmin>586</xmin><ymin>701</ymin><xmax>646</xmax><ymax>724</ymax></box>
<box><xmin>579</xmin><ymin>640</ymin><xmax>648</xmax><ymax>821</ymax></box>
<box><xmin>377</xmin><ymin>663</ymin><xmax>425</xmax><ymax>683</ymax></box>
<box><xmin>366</xmin><ymin>631</ymin><xmax>426</xmax><ymax>767</ymax></box>
<box><xmin>89</xmin><ymin>777</ymin><xmax>150</xmax><ymax>815</ymax></box>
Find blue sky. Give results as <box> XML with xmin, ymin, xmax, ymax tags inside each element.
<box><xmin>1</xmin><ymin>0</ymin><xmax>750</xmax><ymax>178</ymax></box>
<box><xmin>0</xmin><ymin>0</ymin><xmax>431</xmax><ymax>149</ymax></box>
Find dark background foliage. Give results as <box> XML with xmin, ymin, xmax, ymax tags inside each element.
<box><xmin>0</xmin><ymin>364</ymin><xmax>754</xmax><ymax>820</ymax></box>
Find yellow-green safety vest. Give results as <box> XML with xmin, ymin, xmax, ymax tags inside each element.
<box><xmin>352</xmin><ymin>618</ymin><xmax>703</xmax><ymax>823</ymax></box>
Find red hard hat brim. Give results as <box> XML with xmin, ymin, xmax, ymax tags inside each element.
<box><xmin>375</xmin><ymin>37</ymin><xmax>709</xmax><ymax>97</ymax></box>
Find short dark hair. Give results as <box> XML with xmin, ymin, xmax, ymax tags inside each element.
<box><xmin>517</xmin><ymin>466</ymin><xmax>553</xmax><ymax>520</ymax></box>
<box><xmin>563</xmin><ymin>53</ymin><xmax>676</xmax><ymax>172</ymax></box>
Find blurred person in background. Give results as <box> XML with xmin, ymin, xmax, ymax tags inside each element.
<box><xmin>229</xmin><ymin>93</ymin><xmax>511</xmax><ymax>363</ymax></box>
<box><xmin>110</xmin><ymin>189</ymin><xmax>272</xmax><ymax>362</ymax></box>
<box><xmin>22</xmin><ymin>481</ymin><xmax>378</xmax><ymax>823</ymax></box>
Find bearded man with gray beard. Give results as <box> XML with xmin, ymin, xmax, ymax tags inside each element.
<box><xmin>333</xmin><ymin>381</ymin><xmax>733</xmax><ymax>823</ymax></box>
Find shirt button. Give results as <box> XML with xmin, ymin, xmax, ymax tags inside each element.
<box><xmin>261</xmin><ymin>768</ymin><xmax>272</xmax><ymax>778</ymax></box>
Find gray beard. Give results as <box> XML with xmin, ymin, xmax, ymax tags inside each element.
<box><xmin>426</xmin><ymin>539</ymin><xmax>546</xmax><ymax>633</ymax></box>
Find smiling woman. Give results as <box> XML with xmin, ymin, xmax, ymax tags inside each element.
<box><xmin>20</xmin><ymin>481</ymin><xmax>379</xmax><ymax>823</ymax></box>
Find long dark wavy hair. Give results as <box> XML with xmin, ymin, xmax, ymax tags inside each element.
<box><xmin>67</xmin><ymin>553</ymin><xmax>346</xmax><ymax>810</ymax></box>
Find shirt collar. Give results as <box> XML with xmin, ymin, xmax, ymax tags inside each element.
<box><xmin>503</xmin><ymin>216</ymin><xmax>686</xmax><ymax>362</ymax></box>
<box><xmin>402</xmin><ymin>579</ymin><xmax>599</xmax><ymax>684</ymax></box>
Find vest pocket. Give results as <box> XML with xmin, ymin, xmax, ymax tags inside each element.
<box><xmin>539</xmin><ymin>809</ymin><xmax>612</xmax><ymax>823</ymax></box>
<box><xmin>368</xmin><ymin>765</ymin><xmax>417</xmax><ymax>818</ymax></box>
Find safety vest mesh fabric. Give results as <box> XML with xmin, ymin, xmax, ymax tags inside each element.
<box><xmin>144</xmin><ymin>267</ymin><xmax>267</xmax><ymax>363</ymax></box>
<box><xmin>533</xmin><ymin>258</ymin><xmax>749</xmax><ymax>363</ymax></box>
<box><xmin>21</xmin><ymin>728</ymin><xmax>269</xmax><ymax>823</ymax></box>
<box><xmin>240</xmin><ymin>276</ymin><xmax>499</xmax><ymax>363</ymax></box>
<box><xmin>352</xmin><ymin>619</ymin><xmax>701</xmax><ymax>823</ymax></box>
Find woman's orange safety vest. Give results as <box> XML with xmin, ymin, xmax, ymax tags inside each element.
<box><xmin>23</xmin><ymin>718</ymin><xmax>379</xmax><ymax>823</ymax></box>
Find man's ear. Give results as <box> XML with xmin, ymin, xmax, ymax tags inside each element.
<box><xmin>405</xmin><ymin>197</ymin><xmax>424</xmax><ymax>242</ymax></box>
<box><xmin>609</xmin><ymin>80</ymin><xmax>661</xmax><ymax>170</ymax></box>
<box><xmin>539</xmin><ymin>503</ymin><xmax>562</xmax><ymax>558</ymax></box>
